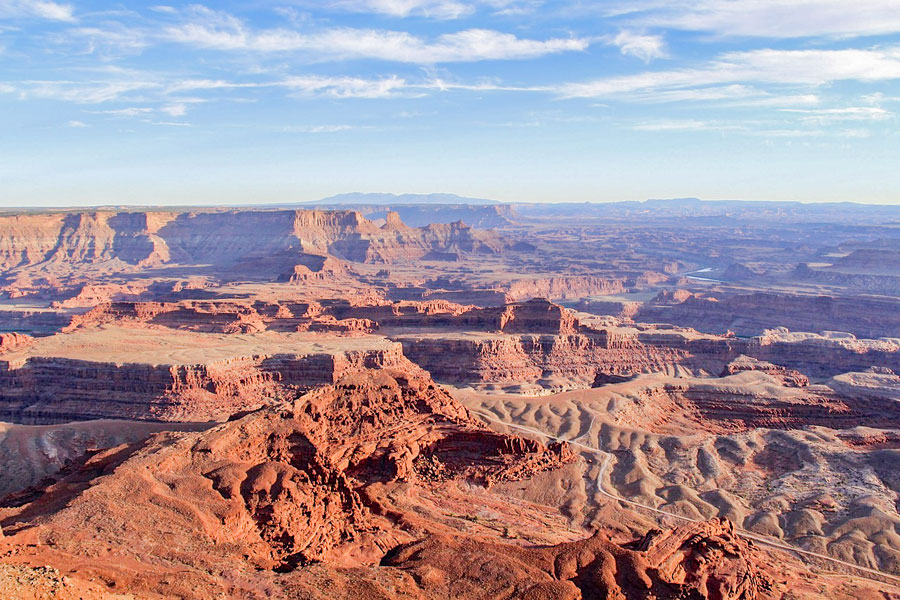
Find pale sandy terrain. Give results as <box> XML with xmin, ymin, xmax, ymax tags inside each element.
<box><xmin>456</xmin><ymin>373</ymin><xmax>900</xmax><ymax>578</ymax></box>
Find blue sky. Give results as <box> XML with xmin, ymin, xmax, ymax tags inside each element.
<box><xmin>2</xmin><ymin>0</ymin><xmax>900</xmax><ymax>206</ymax></box>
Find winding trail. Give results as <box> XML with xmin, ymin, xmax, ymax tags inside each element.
<box><xmin>473</xmin><ymin>409</ymin><xmax>900</xmax><ymax>588</ymax></box>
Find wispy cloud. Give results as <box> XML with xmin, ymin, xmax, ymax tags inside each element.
<box><xmin>65</xmin><ymin>119</ymin><xmax>87</xmax><ymax>127</ymax></box>
<box><xmin>630</xmin><ymin>118</ymin><xmax>872</xmax><ymax>139</ymax></box>
<box><xmin>616</xmin><ymin>0</ymin><xmax>900</xmax><ymax>39</ymax></box>
<box><xmin>14</xmin><ymin>79</ymin><xmax>158</xmax><ymax>103</ymax></box>
<box><xmin>163</xmin><ymin>7</ymin><xmax>588</xmax><ymax>63</ymax></box>
<box><xmin>0</xmin><ymin>0</ymin><xmax>74</xmax><ymax>22</ymax></box>
<box><xmin>316</xmin><ymin>0</ymin><xmax>474</xmax><ymax>19</ymax></box>
<box><xmin>781</xmin><ymin>106</ymin><xmax>892</xmax><ymax>122</ymax></box>
<box><xmin>281</xmin><ymin>74</ymin><xmax>411</xmax><ymax>98</ymax></box>
<box><xmin>90</xmin><ymin>106</ymin><xmax>154</xmax><ymax>116</ymax></box>
<box><xmin>299</xmin><ymin>0</ymin><xmax>541</xmax><ymax>19</ymax></box>
<box><xmin>559</xmin><ymin>47</ymin><xmax>900</xmax><ymax>98</ymax></box>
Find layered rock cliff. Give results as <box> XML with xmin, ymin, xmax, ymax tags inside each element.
<box><xmin>0</xmin><ymin>209</ymin><xmax>520</xmax><ymax>298</ymax></box>
<box><xmin>0</xmin><ymin>337</ymin><xmax>415</xmax><ymax>423</ymax></box>
<box><xmin>637</xmin><ymin>290</ymin><xmax>900</xmax><ymax>338</ymax></box>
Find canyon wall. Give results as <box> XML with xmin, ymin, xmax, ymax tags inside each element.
<box><xmin>637</xmin><ymin>291</ymin><xmax>900</xmax><ymax>338</ymax></box>
<box><xmin>0</xmin><ymin>343</ymin><xmax>413</xmax><ymax>424</ymax></box>
<box><xmin>398</xmin><ymin>332</ymin><xmax>687</xmax><ymax>390</ymax></box>
<box><xmin>0</xmin><ymin>209</ymin><xmax>521</xmax><ymax>293</ymax></box>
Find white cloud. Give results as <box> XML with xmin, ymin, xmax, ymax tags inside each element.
<box><xmin>323</xmin><ymin>0</ymin><xmax>473</xmax><ymax>19</ymax></box>
<box><xmin>281</xmin><ymin>74</ymin><xmax>410</xmax><ymax>98</ymax></box>
<box><xmin>0</xmin><ymin>0</ymin><xmax>74</xmax><ymax>21</ymax></box>
<box><xmin>610</xmin><ymin>30</ymin><xmax>666</xmax><ymax>62</ymax></box>
<box><xmin>863</xmin><ymin>92</ymin><xmax>900</xmax><ymax>104</ymax></box>
<box><xmin>782</xmin><ymin>106</ymin><xmax>892</xmax><ymax>122</ymax></box>
<box><xmin>87</xmin><ymin>103</ymin><xmax>190</xmax><ymax>119</ymax></box>
<box><xmin>66</xmin><ymin>119</ymin><xmax>87</xmax><ymax>127</ymax></box>
<box><xmin>164</xmin><ymin>8</ymin><xmax>588</xmax><ymax>63</ymax></box>
<box><xmin>301</xmin><ymin>0</ymin><xmax>540</xmax><ymax>19</ymax></box>
<box><xmin>165</xmin><ymin>79</ymin><xmax>261</xmax><ymax>93</ymax></box>
<box><xmin>559</xmin><ymin>47</ymin><xmax>900</xmax><ymax>98</ymax></box>
<box><xmin>618</xmin><ymin>0</ymin><xmax>900</xmax><ymax>39</ymax></box>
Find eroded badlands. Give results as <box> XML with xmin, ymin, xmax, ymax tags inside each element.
<box><xmin>1</xmin><ymin>200</ymin><xmax>899</xmax><ymax>599</ymax></box>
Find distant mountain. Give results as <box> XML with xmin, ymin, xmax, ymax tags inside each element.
<box><xmin>311</xmin><ymin>193</ymin><xmax>501</xmax><ymax>206</ymax></box>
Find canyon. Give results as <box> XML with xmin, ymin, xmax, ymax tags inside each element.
<box><xmin>0</xmin><ymin>200</ymin><xmax>899</xmax><ymax>599</ymax></box>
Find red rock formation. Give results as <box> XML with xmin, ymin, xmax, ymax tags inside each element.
<box><xmin>0</xmin><ymin>212</ymin><xmax>173</xmax><ymax>272</ymax></box>
<box><xmin>0</xmin><ymin>333</ymin><xmax>33</xmax><ymax>354</ymax></box>
<box><xmin>49</xmin><ymin>282</ymin><xmax>151</xmax><ymax>308</ymax></box>
<box><xmin>398</xmin><ymin>331</ymin><xmax>686</xmax><ymax>389</ymax></box>
<box><xmin>0</xmin><ymin>342</ymin><xmax>417</xmax><ymax>423</ymax></box>
<box><xmin>0</xmin><ymin>367</ymin><xmax>885</xmax><ymax>599</ymax></box>
<box><xmin>0</xmin><ymin>369</ymin><xmax>574</xmax><ymax>593</ymax></box>
<box><xmin>383</xmin><ymin>517</ymin><xmax>768</xmax><ymax>599</ymax></box>
<box><xmin>279</xmin><ymin>254</ymin><xmax>350</xmax><ymax>283</ymax></box>
<box><xmin>0</xmin><ymin>209</ymin><xmax>520</xmax><ymax>300</ymax></box>
<box><xmin>649</xmin><ymin>378</ymin><xmax>900</xmax><ymax>433</ymax></box>
<box><xmin>295</xmin><ymin>315</ymin><xmax>377</xmax><ymax>335</ymax></box>
<box><xmin>721</xmin><ymin>355</ymin><xmax>809</xmax><ymax>387</ymax></box>
<box><xmin>504</xmin><ymin>275</ymin><xmax>627</xmax><ymax>302</ymax></box>
<box><xmin>496</xmin><ymin>298</ymin><xmax>578</xmax><ymax>334</ymax></box>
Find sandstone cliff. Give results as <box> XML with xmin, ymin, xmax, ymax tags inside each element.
<box><xmin>0</xmin><ymin>209</ymin><xmax>519</xmax><ymax>298</ymax></box>
<box><xmin>0</xmin><ymin>332</ymin><xmax>416</xmax><ymax>423</ymax></box>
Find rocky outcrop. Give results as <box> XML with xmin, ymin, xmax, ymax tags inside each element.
<box><xmin>504</xmin><ymin>275</ymin><xmax>627</xmax><ymax>302</ymax></box>
<box><xmin>0</xmin><ymin>367</ymin><xmax>798</xmax><ymax>599</ymax></box>
<box><xmin>277</xmin><ymin>254</ymin><xmax>350</xmax><ymax>283</ymax></box>
<box><xmin>721</xmin><ymin>355</ymin><xmax>809</xmax><ymax>387</ymax></box>
<box><xmin>383</xmin><ymin>518</ymin><xmax>768</xmax><ymax>599</ymax></box>
<box><xmin>49</xmin><ymin>282</ymin><xmax>151</xmax><ymax>308</ymax></box>
<box><xmin>0</xmin><ymin>369</ymin><xmax>573</xmax><ymax>593</ymax></box>
<box><xmin>454</xmin><ymin>298</ymin><xmax>579</xmax><ymax>333</ymax></box>
<box><xmin>65</xmin><ymin>300</ymin><xmax>380</xmax><ymax>335</ymax></box>
<box><xmin>748</xmin><ymin>328</ymin><xmax>900</xmax><ymax>377</ymax></box>
<box><xmin>650</xmin><ymin>375</ymin><xmax>900</xmax><ymax>432</ymax></box>
<box><xmin>0</xmin><ymin>333</ymin><xmax>33</xmax><ymax>354</ymax></box>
